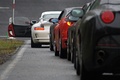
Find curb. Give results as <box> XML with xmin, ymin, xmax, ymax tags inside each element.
<box><xmin>0</xmin><ymin>44</ymin><xmax>23</xmax><ymax>65</ymax></box>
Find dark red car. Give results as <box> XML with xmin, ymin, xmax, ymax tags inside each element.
<box><xmin>53</xmin><ymin>7</ymin><xmax>83</xmax><ymax>58</ymax></box>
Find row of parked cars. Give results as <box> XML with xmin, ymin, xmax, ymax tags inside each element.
<box><xmin>49</xmin><ymin>0</ymin><xmax>120</xmax><ymax>80</ymax></box>
<box><xmin>8</xmin><ymin>0</ymin><xmax>120</xmax><ymax>79</ymax></box>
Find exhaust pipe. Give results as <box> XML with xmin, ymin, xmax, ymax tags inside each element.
<box><xmin>97</xmin><ymin>50</ymin><xmax>105</xmax><ymax>57</ymax></box>
<box><xmin>97</xmin><ymin>50</ymin><xmax>106</xmax><ymax>65</ymax></box>
<box><xmin>97</xmin><ymin>58</ymin><xmax>104</xmax><ymax>65</ymax></box>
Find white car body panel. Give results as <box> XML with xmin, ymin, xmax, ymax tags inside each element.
<box><xmin>32</xmin><ymin>22</ymin><xmax>51</xmax><ymax>43</ymax></box>
<box><xmin>31</xmin><ymin>11</ymin><xmax>61</xmax><ymax>44</ymax></box>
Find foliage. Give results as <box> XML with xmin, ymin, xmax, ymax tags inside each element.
<box><xmin>0</xmin><ymin>39</ymin><xmax>24</xmax><ymax>64</ymax></box>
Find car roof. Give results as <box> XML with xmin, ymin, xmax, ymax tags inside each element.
<box><xmin>64</xmin><ymin>7</ymin><xmax>81</xmax><ymax>11</ymax></box>
<box><xmin>64</xmin><ymin>7</ymin><xmax>81</xmax><ymax>15</ymax></box>
<box><xmin>58</xmin><ymin>7</ymin><xmax>81</xmax><ymax>18</ymax></box>
<box><xmin>41</xmin><ymin>11</ymin><xmax>62</xmax><ymax>15</ymax></box>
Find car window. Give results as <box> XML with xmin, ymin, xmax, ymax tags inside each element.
<box><xmin>14</xmin><ymin>17</ymin><xmax>30</xmax><ymax>26</ymax></box>
<box><xmin>58</xmin><ymin>8</ymin><xmax>72</xmax><ymax>20</ymax></box>
<box><xmin>58</xmin><ymin>10</ymin><xmax>66</xmax><ymax>20</ymax></box>
<box><xmin>43</xmin><ymin>14</ymin><xmax>60</xmax><ymax>21</ymax></box>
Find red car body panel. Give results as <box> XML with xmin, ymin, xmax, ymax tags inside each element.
<box><xmin>54</xmin><ymin>16</ymin><xmax>74</xmax><ymax>51</ymax></box>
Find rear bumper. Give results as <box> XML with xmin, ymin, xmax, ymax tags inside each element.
<box><xmin>33</xmin><ymin>37</ymin><xmax>50</xmax><ymax>43</ymax></box>
<box><xmin>86</xmin><ymin>47</ymin><xmax>120</xmax><ymax>73</ymax></box>
<box><xmin>32</xmin><ymin>30</ymin><xmax>50</xmax><ymax>43</ymax></box>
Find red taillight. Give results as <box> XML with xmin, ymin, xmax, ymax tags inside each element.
<box><xmin>34</xmin><ymin>27</ymin><xmax>44</xmax><ymax>30</ymax></box>
<box><xmin>97</xmin><ymin>36</ymin><xmax>119</xmax><ymax>47</ymax></box>
<box><xmin>8</xmin><ymin>24</ymin><xmax>15</xmax><ymax>37</ymax></box>
<box><xmin>101</xmin><ymin>10</ymin><xmax>114</xmax><ymax>24</ymax></box>
<box><xmin>67</xmin><ymin>21</ymin><xmax>72</xmax><ymax>26</ymax></box>
<box><xmin>97</xmin><ymin>44</ymin><xmax>117</xmax><ymax>47</ymax></box>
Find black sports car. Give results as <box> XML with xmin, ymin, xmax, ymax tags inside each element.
<box><xmin>76</xmin><ymin>0</ymin><xmax>120</xmax><ymax>80</ymax></box>
<box><xmin>67</xmin><ymin>2</ymin><xmax>92</xmax><ymax>75</ymax></box>
<box><xmin>67</xmin><ymin>2</ymin><xmax>90</xmax><ymax>63</ymax></box>
<box><xmin>67</xmin><ymin>7</ymin><xmax>83</xmax><ymax>62</ymax></box>
<box><xmin>8</xmin><ymin>17</ymin><xmax>33</xmax><ymax>37</ymax></box>
<box><xmin>49</xmin><ymin>23</ymin><xmax>58</xmax><ymax>51</ymax></box>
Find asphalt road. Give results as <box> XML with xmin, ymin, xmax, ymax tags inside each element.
<box><xmin>0</xmin><ymin>41</ymin><xmax>119</xmax><ymax>80</ymax></box>
<box><xmin>0</xmin><ymin>40</ymin><xmax>80</xmax><ymax>80</ymax></box>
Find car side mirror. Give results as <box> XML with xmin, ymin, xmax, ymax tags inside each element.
<box><xmin>31</xmin><ymin>20</ymin><xmax>37</xmax><ymax>25</ymax></box>
<box><xmin>49</xmin><ymin>18</ymin><xmax>58</xmax><ymax>24</ymax></box>
<box><xmin>68</xmin><ymin>16</ymin><xmax>79</xmax><ymax>22</ymax></box>
<box><xmin>68</xmin><ymin>8</ymin><xmax>84</xmax><ymax>22</ymax></box>
<box><xmin>71</xmin><ymin>8</ymin><xmax>84</xmax><ymax>18</ymax></box>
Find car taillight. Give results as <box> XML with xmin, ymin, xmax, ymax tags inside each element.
<box><xmin>97</xmin><ymin>36</ymin><xmax>119</xmax><ymax>47</ymax></box>
<box><xmin>101</xmin><ymin>10</ymin><xmax>114</xmax><ymax>24</ymax></box>
<box><xmin>67</xmin><ymin>21</ymin><xmax>72</xmax><ymax>26</ymax></box>
<box><xmin>34</xmin><ymin>27</ymin><xmax>44</xmax><ymax>30</ymax></box>
<box><xmin>8</xmin><ymin>24</ymin><xmax>15</xmax><ymax>37</ymax></box>
<box><xmin>97</xmin><ymin>43</ymin><xmax>117</xmax><ymax>47</ymax></box>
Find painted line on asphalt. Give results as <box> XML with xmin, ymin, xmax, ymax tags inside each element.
<box><xmin>0</xmin><ymin>40</ymin><xmax>30</xmax><ymax>80</ymax></box>
<box><xmin>0</xmin><ymin>36</ymin><xmax>7</xmax><ymax>38</ymax></box>
<box><xmin>0</xmin><ymin>7</ymin><xmax>10</xmax><ymax>9</ymax></box>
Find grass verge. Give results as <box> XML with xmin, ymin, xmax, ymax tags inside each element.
<box><xmin>0</xmin><ymin>39</ymin><xmax>24</xmax><ymax>65</ymax></box>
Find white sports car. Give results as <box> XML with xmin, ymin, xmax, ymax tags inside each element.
<box><xmin>31</xmin><ymin>11</ymin><xmax>61</xmax><ymax>48</ymax></box>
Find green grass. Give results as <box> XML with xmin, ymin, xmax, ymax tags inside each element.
<box><xmin>0</xmin><ymin>39</ymin><xmax>24</xmax><ymax>64</ymax></box>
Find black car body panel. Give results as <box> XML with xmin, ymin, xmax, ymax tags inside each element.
<box><xmin>13</xmin><ymin>24</ymin><xmax>31</xmax><ymax>37</ymax></box>
<box><xmin>49</xmin><ymin>23</ymin><xmax>57</xmax><ymax>51</ymax></box>
<box><xmin>67</xmin><ymin>19</ymin><xmax>82</xmax><ymax>61</ymax></box>
<box><xmin>67</xmin><ymin>2</ymin><xmax>91</xmax><ymax>62</ymax></box>
<box><xmin>8</xmin><ymin>17</ymin><xmax>31</xmax><ymax>37</ymax></box>
<box><xmin>79</xmin><ymin>0</ymin><xmax>120</xmax><ymax>73</ymax></box>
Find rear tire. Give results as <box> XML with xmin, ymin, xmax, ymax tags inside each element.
<box><xmin>50</xmin><ymin>41</ymin><xmax>54</xmax><ymax>51</ymax></box>
<box><xmin>67</xmin><ymin>44</ymin><xmax>71</xmax><ymax>61</ymax></box>
<box><xmin>80</xmin><ymin>59</ymin><xmax>100</xmax><ymax>80</ymax></box>
<box><xmin>55</xmin><ymin>45</ymin><xmax>59</xmax><ymax>56</ymax></box>
<box><xmin>74</xmin><ymin>52</ymin><xmax>76</xmax><ymax>69</ymax></box>
<box><xmin>31</xmin><ymin>38</ymin><xmax>42</xmax><ymax>48</ymax></box>
<box><xmin>67</xmin><ymin>36</ymin><xmax>71</xmax><ymax>61</ymax></box>
<box><xmin>31</xmin><ymin>38</ymin><xmax>37</xmax><ymax>48</ymax></box>
<box><xmin>59</xmin><ymin>39</ymin><xmax>67</xmax><ymax>58</ymax></box>
<box><xmin>76</xmin><ymin>56</ymin><xmax>80</xmax><ymax>75</ymax></box>
<box><xmin>73</xmin><ymin>43</ymin><xmax>77</xmax><ymax>69</ymax></box>
<box><xmin>71</xmin><ymin>50</ymin><xmax>74</xmax><ymax>63</ymax></box>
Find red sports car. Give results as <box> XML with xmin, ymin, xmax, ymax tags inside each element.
<box><xmin>53</xmin><ymin>7</ymin><xmax>82</xmax><ymax>58</ymax></box>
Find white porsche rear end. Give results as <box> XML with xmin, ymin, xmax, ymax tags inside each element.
<box><xmin>31</xmin><ymin>11</ymin><xmax>61</xmax><ymax>48</ymax></box>
<box><xmin>32</xmin><ymin>21</ymin><xmax>52</xmax><ymax>43</ymax></box>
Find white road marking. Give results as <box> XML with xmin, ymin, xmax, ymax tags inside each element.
<box><xmin>0</xmin><ymin>40</ymin><xmax>30</xmax><ymax>80</ymax></box>
<box><xmin>0</xmin><ymin>7</ymin><xmax>9</xmax><ymax>9</ymax></box>
<box><xmin>0</xmin><ymin>36</ymin><xmax>7</xmax><ymax>38</ymax></box>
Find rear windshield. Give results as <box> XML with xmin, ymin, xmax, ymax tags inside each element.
<box><xmin>43</xmin><ymin>14</ymin><xmax>60</xmax><ymax>21</ymax></box>
<box><xmin>13</xmin><ymin>17</ymin><xmax>30</xmax><ymax>26</ymax></box>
